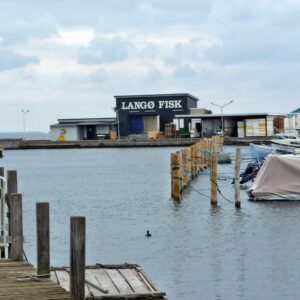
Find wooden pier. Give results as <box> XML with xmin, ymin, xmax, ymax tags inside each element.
<box><xmin>0</xmin><ymin>260</ymin><xmax>70</xmax><ymax>300</ymax></box>
<box><xmin>0</xmin><ymin>169</ymin><xmax>167</xmax><ymax>300</ymax></box>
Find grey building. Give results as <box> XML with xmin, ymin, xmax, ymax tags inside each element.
<box><xmin>50</xmin><ymin>118</ymin><xmax>117</xmax><ymax>141</ymax></box>
<box><xmin>173</xmin><ymin>113</ymin><xmax>285</xmax><ymax>138</ymax></box>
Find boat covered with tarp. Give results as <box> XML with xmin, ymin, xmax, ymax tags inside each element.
<box><xmin>249</xmin><ymin>154</ymin><xmax>300</xmax><ymax>200</ymax></box>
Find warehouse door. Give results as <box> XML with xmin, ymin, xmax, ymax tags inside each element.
<box><xmin>129</xmin><ymin>116</ymin><xmax>144</xmax><ymax>134</ymax></box>
<box><xmin>144</xmin><ymin>115</ymin><xmax>159</xmax><ymax>132</ymax></box>
<box><xmin>86</xmin><ymin>125</ymin><xmax>96</xmax><ymax>139</ymax></box>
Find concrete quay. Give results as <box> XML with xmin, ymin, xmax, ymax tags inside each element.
<box><xmin>0</xmin><ymin>137</ymin><xmax>272</xmax><ymax>150</ymax></box>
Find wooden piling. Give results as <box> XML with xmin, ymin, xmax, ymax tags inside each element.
<box><xmin>181</xmin><ymin>149</ymin><xmax>189</xmax><ymax>188</ymax></box>
<box><xmin>210</xmin><ymin>141</ymin><xmax>218</xmax><ymax>206</ymax></box>
<box><xmin>9</xmin><ymin>193</ymin><xmax>23</xmax><ymax>261</ymax></box>
<box><xmin>36</xmin><ymin>202</ymin><xmax>50</xmax><ymax>277</ymax></box>
<box><xmin>7</xmin><ymin>170</ymin><xmax>17</xmax><ymax>194</ymax></box>
<box><xmin>235</xmin><ymin>147</ymin><xmax>241</xmax><ymax>208</ymax></box>
<box><xmin>0</xmin><ymin>167</ymin><xmax>4</xmax><ymax>237</ymax></box>
<box><xmin>186</xmin><ymin>147</ymin><xmax>192</xmax><ymax>183</ymax></box>
<box><xmin>70</xmin><ymin>216</ymin><xmax>86</xmax><ymax>300</ymax></box>
<box><xmin>171</xmin><ymin>152</ymin><xmax>182</xmax><ymax>201</ymax></box>
<box><xmin>191</xmin><ymin>145</ymin><xmax>196</xmax><ymax>178</ymax></box>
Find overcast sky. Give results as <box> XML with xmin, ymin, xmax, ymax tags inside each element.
<box><xmin>0</xmin><ymin>0</ymin><xmax>299</xmax><ymax>132</ymax></box>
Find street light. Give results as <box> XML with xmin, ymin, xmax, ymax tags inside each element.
<box><xmin>112</xmin><ymin>107</ymin><xmax>121</xmax><ymax>140</ymax></box>
<box><xmin>21</xmin><ymin>109</ymin><xmax>30</xmax><ymax>140</ymax></box>
<box><xmin>210</xmin><ymin>100</ymin><xmax>233</xmax><ymax>133</ymax></box>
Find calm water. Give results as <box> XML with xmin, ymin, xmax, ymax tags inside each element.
<box><xmin>2</xmin><ymin>146</ymin><xmax>300</xmax><ymax>300</ymax></box>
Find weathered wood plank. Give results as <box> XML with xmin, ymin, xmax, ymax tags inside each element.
<box><xmin>119</xmin><ymin>269</ymin><xmax>150</xmax><ymax>293</ymax></box>
<box><xmin>105</xmin><ymin>269</ymin><xmax>133</xmax><ymax>294</ymax></box>
<box><xmin>0</xmin><ymin>260</ymin><xmax>70</xmax><ymax>300</ymax></box>
<box><xmin>92</xmin><ymin>268</ymin><xmax>119</xmax><ymax>295</ymax></box>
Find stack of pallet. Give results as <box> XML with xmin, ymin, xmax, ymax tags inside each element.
<box><xmin>165</xmin><ymin>123</ymin><xmax>177</xmax><ymax>138</ymax></box>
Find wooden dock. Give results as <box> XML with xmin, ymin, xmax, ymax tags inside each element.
<box><xmin>0</xmin><ymin>170</ymin><xmax>167</xmax><ymax>300</ymax></box>
<box><xmin>0</xmin><ymin>260</ymin><xmax>70</xmax><ymax>300</ymax></box>
<box><xmin>51</xmin><ymin>264</ymin><xmax>167</xmax><ymax>299</ymax></box>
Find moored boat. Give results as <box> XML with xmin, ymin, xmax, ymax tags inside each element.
<box><xmin>249</xmin><ymin>143</ymin><xmax>273</xmax><ymax>162</ymax></box>
<box><xmin>271</xmin><ymin>139</ymin><xmax>300</xmax><ymax>154</ymax></box>
<box><xmin>249</xmin><ymin>154</ymin><xmax>300</xmax><ymax>200</ymax></box>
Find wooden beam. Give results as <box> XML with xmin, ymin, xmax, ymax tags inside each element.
<box><xmin>70</xmin><ymin>216</ymin><xmax>86</xmax><ymax>300</ymax></box>
<box><xmin>36</xmin><ymin>202</ymin><xmax>50</xmax><ymax>277</ymax></box>
<box><xmin>9</xmin><ymin>193</ymin><xmax>23</xmax><ymax>261</ymax></box>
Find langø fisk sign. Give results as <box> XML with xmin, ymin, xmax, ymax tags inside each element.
<box><xmin>121</xmin><ymin>100</ymin><xmax>183</xmax><ymax>111</ymax></box>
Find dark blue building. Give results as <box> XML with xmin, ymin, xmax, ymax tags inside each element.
<box><xmin>115</xmin><ymin>93</ymin><xmax>198</xmax><ymax>137</ymax></box>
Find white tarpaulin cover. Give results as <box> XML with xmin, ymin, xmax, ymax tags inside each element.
<box><xmin>250</xmin><ymin>154</ymin><xmax>300</xmax><ymax>200</ymax></box>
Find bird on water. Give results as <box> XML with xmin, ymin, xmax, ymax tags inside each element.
<box><xmin>145</xmin><ymin>230</ymin><xmax>152</xmax><ymax>237</ymax></box>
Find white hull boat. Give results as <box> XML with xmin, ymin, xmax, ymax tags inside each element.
<box><xmin>271</xmin><ymin>139</ymin><xmax>300</xmax><ymax>154</ymax></box>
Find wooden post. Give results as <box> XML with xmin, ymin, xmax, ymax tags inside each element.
<box><xmin>186</xmin><ymin>147</ymin><xmax>192</xmax><ymax>183</ymax></box>
<box><xmin>36</xmin><ymin>202</ymin><xmax>50</xmax><ymax>277</ymax></box>
<box><xmin>191</xmin><ymin>145</ymin><xmax>195</xmax><ymax>178</ymax></box>
<box><xmin>7</xmin><ymin>170</ymin><xmax>17</xmax><ymax>194</ymax></box>
<box><xmin>9</xmin><ymin>193</ymin><xmax>23</xmax><ymax>261</ymax></box>
<box><xmin>181</xmin><ymin>149</ymin><xmax>189</xmax><ymax>188</ymax></box>
<box><xmin>70</xmin><ymin>216</ymin><xmax>86</xmax><ymax>300</ymax></box>
<box><xmin>171</xmin><ymin>152</ymin><xmax>182</xmax><ymax>201</ymax></box>
<box><xmin>0</xmin><ymin>167</ymin><xmax>4</xmax><ymax>237</ymax></box>
<box><xmin>210</xmin><ymin>141</ymin><xmax>218</xmax><ymax>206</ymax></box>
<box><xmin>235</xmin><ymin>147</ymin><xmax>241</xmax><ymax>208</ymax></box>
<box><xmin>199</xmin><ymin>140</ymin><xmax>205</xmax><ymax>171</ymax></box>
<box><xmin>6</xmin><ymin>170</ymin><xmax>18</xmax><ymax>257</ymax></box>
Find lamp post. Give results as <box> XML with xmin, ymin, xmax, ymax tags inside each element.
<box><xmin>210</xmin><ymin>100</ymin><xmax>233</xmax><ymax>133</ymax></box>
<box><xmin>112</xmin><ymin>107</ymin><xmax>121</xmax><ymax>140</ymax></box>
<box><xmin>21</xmin><ymin>109</ymin><xmax>30</xmax><ymax>140</ymax></box>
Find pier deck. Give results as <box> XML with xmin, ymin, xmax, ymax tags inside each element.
<box><xmin>0</xmin><ymin>260</ymin><xmax>70</xmax><ymax>300</ymax></box>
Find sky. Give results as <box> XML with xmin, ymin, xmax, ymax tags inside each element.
<box><xmin>0</xmin><ymin>0</ymin><xmax>299</xmax><ymax>132</ymax></box>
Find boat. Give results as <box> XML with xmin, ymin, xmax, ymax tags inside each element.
<box><xmin>249</xmin><ymin>154</ymin><xmax>300</xmax><ymax>200</ymax></box>
<box><xmin>271</xmin><ymin>139</ymin><xmax>300</xmax><ymax>154</ymax></box>
<box><xmin>249</xmin><ymin>143</ymin><xmax>273</xmax><ymax>162</ymax></box>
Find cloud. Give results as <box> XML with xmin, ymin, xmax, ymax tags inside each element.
<box><xmin>0</xmin><ymin>49</ymin><xmax>39</xmax><ymax>70</ymax></box>
<box><xmin>173</xmin><ymin>64</ymin><xmax>197</xmax><ymax>78</ymax></box>
<box><xmin>77</xmin><ymin>36</ymin><xmax>130</xmax><ymax>65</ymax></box>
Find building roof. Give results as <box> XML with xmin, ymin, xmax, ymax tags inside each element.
<box><xmin>114</xmin><ymin>93</ymin><xmax>199</xmax><ymax>101</ymax></box>
<box><xmin>291</xmin><ymin>108</ymin><xmax>300</xmax><ymax>114</ymax></box>
<box><xmin>50</xmin><ymin>118</ymin><xmax>117</xmax><ymax>128</ymax></box>
<box><xmin>57</xmin><ymin>118</ymin><xmax>116</xmax><ymax>124</ymax></box>
<box><xmin>174</xmin><ymin>113</ymin><xmax>286</xmax><ymax>118</ymax></box>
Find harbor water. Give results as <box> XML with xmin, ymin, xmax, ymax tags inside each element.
<box><xmin>2</xmin><ymin>146</ymin><xmax>300</xmax><ymax>300</ymax></box>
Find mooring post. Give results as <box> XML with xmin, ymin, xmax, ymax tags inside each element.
<box><xmin>70</xmin><ymin>216</ymin><xmax>86</xmax><ymax>300</ymax></box>
<box><xmin>6</xmin><ymin>170</ymin><xmax>18</xmax><ymax>257</ymax></box>
<box><xmin>36</xmin><ymin>202</ymin><xmax>50</xmax><ymax>277</ymax></box>
<box><xmin>171</xmin><ymin>152</ymin><xmax>182</xmax><ymax>201</ymax></box>
<box><xmin>187</xmin><ymin>147</ymin><xmax>192</xmax><ymax>183</ymax></box>
<box><xmin>0</xmin><ymin>167</ymin><xmax>4</xmax><ymax>237</ymax></box>
<box><xmin>235</xmin><ymin>147</ymin><xmax>241</xmax><ymax>208</ymax></box>
<box><xmin>9</xmin><ymin>193</ymin><xmax>23</xmax><ymax>261</ymax></box>
<box><xmin>7</xmin><ymin>170</ymin><xmax>17</xmax><ymax>195</ymax></box>
<box><xmin>191</xmin><ymin>145</ymin><xmax>195</xmax><ymax>178</ymax></box>
<box><xmin>181</xmin><ymin>148</ymin><xmax>188</xmax><ymax>188</ymax></box>
<box><xmin>210</xmin><ymin>140</ymin><xmax>218</xmax><ymax>205</ymax></box>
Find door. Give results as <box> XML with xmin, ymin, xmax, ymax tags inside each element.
<box><xmin>86</xmin><ymin>125</ymin><xmax>96</xmax><ymax>139</ymax></box>
<box><xmin>129</xmin><ymin>116</ymin><xmax>144</xmax><ymax>134</ymax></box>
